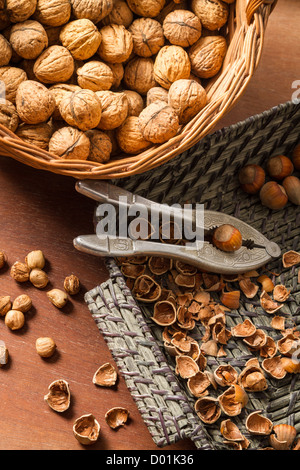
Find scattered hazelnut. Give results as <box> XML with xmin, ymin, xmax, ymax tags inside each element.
<box><xmin>260</xmin><ymin>181</ymin><xmax>289</xmax><ymax>210</ymax></box>
<box><xmin>47</xmin><ymin>289</ymin><xmax>68</xmax><ymax>308</ymax></box>
<box><xmin>12</xmin><ymin>294</ymin><xmax>32</xmax><ymax>313</ymax></box>
<box><xmin>25</xmin><ymin>250</ymin><xmax>46</xmax><ymax>270</ymax></box>
<box><xmin>0</xmin><ymin>250</ymin><xmax>7</xmax><ymax>269</ymax></box>
<box><xmin>212</xmin><ymin>224</ymin><xmax>243</xmax><ymax>253</ymax></box>
<box><xmin>30</xmin><ymin>268</ymin><xmax>49</xmax><ymax>289</ymax></box>
<box><xmin>64</xmin><ymin>274</ymin><xmax>80</xmax><ymax>295</ymax></box>
<box><xmin>0</xmin><ymin>296</ymin><xmax>12</xmax><ymax>317</ymax></box>
<box><xmin>238</xmin><ymin>164</ymin><xmax>266</xmax><ymax>194</ymax></box>
<box><xmin>36</xmin><ymin>337</ymin><xmax>57</xmax><ymax>358</ymax></box>
<box><xmin>73</xmin><ymin>414</ymin><xmax>101</xmax><ymax>446</ymax></box>
<box><xmin>282</xmin><ymin>175</ymin><xmax>300</xmax><ymax>206</ymax></box>
<box><xmin>5</xmin><ymin>309</ymin><xmax>25</xmax><ymax>330</ymax></box>
<box><xmin>266</xmin><ymin>155</ymin><xmax>294</xmax><ymax>180</ymax></box>
<box><xmin>10</xmin><ymin>261</ymin><xmax>30</xmax><ymax>283</ymax></box>
<box><xmin>0</xmin><ymin>341</ymin><xmax>9</xmax><ymax>367</ymax></box>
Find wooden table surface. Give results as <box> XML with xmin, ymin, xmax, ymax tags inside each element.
<box><xmin>0</xmin><ymin>0</ymin><xmax>299</xmax><ymax>451</ymax></box>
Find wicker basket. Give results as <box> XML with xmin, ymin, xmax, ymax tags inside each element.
<box><xmin>0</xmin><ymin>0</ymin><xmax>277</xmax><ymax>180</ymax></box>
<box><xmin>85</xmin><ymin>100</ymin><xmax>300</xmax><ymax>450</ymax></box>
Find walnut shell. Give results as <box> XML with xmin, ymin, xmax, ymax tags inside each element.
<box><xmin>16</xmin><ymin>80</ymin><xmax>56</xmax><ymax>124</ymax></box>
<box><xmin>77</xmin><ymin>61</ymin><xmax>114</xmax><ymax>92</ymax></box>
<box><xmin>49</xmin><ymin>83</ymin><xmax>81</xmax><ymax>120</ymax></box>
<box><xmin>33</xmin><ymin>45</ymin><xmax>75</xmax><ymax>83</ymax></box>
<box><xmin>98</xmin><ymin>24</ymin><xmax>133</xmax><ymax>63</ymax></box>
<box><xmin>0</xmin><ymin>99</ymin><xmax>19</xmax><ymax>132</ymax></box>
<box><xmin>124</xmin><ymin>56</ymin><xmax>157</xmax><ymax>95</ymax></box>
<box><xmin>189</xmin><ymin>35</ymin><xmax>227</xmax><ymax>78</ymax></box>
<box><xmin>85</xmin><ymin>129</ymin><xmax>112</xmax><ymax>163</ymax></box>
<box><xmin>0</xmin><ymin>34</ymin><xmax>12</xmax><ymax>66</ymax></box>
<box><xmin>34</xmin><ymin>0</ymin><xmax>71</xmax><ymax>27</ymax></box>
<box><xmin>109</xmin><ymin>62</ymin><xmax>124</xmax><ymax>89</ymax></box>
<box><xmin>191</xmin><ymin>0</ymin><xmax>229</xmax><ymax>31</ymax></box>
<box><xmin>102</xmin><ymin>0</ymin><xmax>134</xmax><ymax>28</ymax></box>
<box><xmin>16</xmin><ymin>122</ymin><xmax>53</xmax><ymax>149</ymax></box>
<box><xmin>70</xmin><ymin>0</ymin><xmax>113</xmax><ymax>24</ymax></box>
<box><xmin>59</xmin><ymin>88</ymin><xmax>102</xmax><ymax>131</ymax></box>
<box><xmin>0</xmin><ymin>66</ymin><xmax>27</xmax><ymax>103</ymax></box>
<box><xmin>123</xmin><ymin>90</ymin><xmax>144</xmax><ymax>117</ymax></box>
<box><xmin>126</xmin><ymin>0</ymin><xmax>166</xmax><ymax>18</ymax></box>
<box><xmin>49</xmin><ymin>126</ymin><xmax>90</xmax><ymax>160</ymax></box>
<box><xmin>116</xmin><ymin>116</ymin><xmax>151</xmax><ymax>154</ymax></box>
<box><xmin>153</xmin><ymin>45</ymin><xmax>191</xmax><ymax>89</ymax></box>
<box><xmin>95</xmin><ymin>90</ymin><xmax>128</xmax><ymax>130</ymax></box>
<box><xmin>10</xmin><ymin>20</ymin><xmax>48</xmax><ymax>60</ymax></box>
<box><xmin>138</xmin><ymin>101</ymin><xmax>179</xmax><ymax>144</ymax></box>
<box><xmin>168</xmin><ymin>78</ymin><xmax>207</xmax><ymax>124</ymax></box>
<box><xmin>163</xmin><ymin>10</ymin><xmax>202</xmax><ymax>47</ymax></box>
<box><xmin>6</xmin><ymin>0</ymin><xmax>37</xmax><ymax>23</ymax></box>
<box><xmin>146</xmin><ymin>86</ymin><xmax>168</xmax><ymax>106</ymax></box>
<box><xmin>59</xmin><ymin>19</ymin><xmax>102</xmax><ymax>60</ymax></box>
<box><xmin>129</xmin><ymin>18</ymin><xmax>164</xmax><ymax>57</ymax></box>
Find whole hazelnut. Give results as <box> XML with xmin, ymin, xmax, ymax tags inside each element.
<box><xmin>98</xmin><ymin>24</ymin><xmax>133</xmax><ymax>64</ymax></box>
<box><xmin>239</xmin><ymin>164</ymin><xmax>266</xmax><ymax>195</ymax></box>
<box><xmin>95</xmin><ymin>91</ymin><xmax>128</xmax><ymax>130</ymax></box>
<box><xmin>77</xmin><ymin>61</ymin><xmax>114</xmax><ymax>92</ymax></box>
<box><xmin>16</xmin><ymin>81</ymin><xmax>56</xmax><ymax>125</ymax></box>
<box><xmin>282</xmin><ymin>176</ymin><xmax>300</xmax><ymax>206</ymax></box>
<box><xmin>25</xmin><ymin>250</ymin><xmax>46</xmax><ymax>270</ymax></box>
<box><xmin>0</xmin><ymin>296</ymin><xmax>12</xmax><ymax>317</ymax></box>
<box><xmin>36</xmin><ymin>337</ymin><xmax>56</xmax><ymax>358</ymax></box>
<box><xmin>292</xmin><ymin>144</ymin><xmax>300</xmax><ymax>170</ymax></box>
<box><xmin>10</xmin><ymin>20</ymin><xmax>48</xmax><ymax>60</ymax></box>
<box><xmin>12</xmin><ymin>294</ymin><xmax>32</xmax><ymax>313</ymax></box>
<box><xmin>266</xmin><ymin>155</ymin><xmax>294</xmax><ymax>180</ymax></box>
<box><xmin>212</xmin><ymin>224</ymin><xmax>243</xmax><ymax>253</ymax></box>
<box><xmin>60</xmin><ymin>19</ymin><xmax>102</xmax><ymax>60</ymax></box>
<box><xmin>47</xmin><ymin>289</ymin><xmax>68</xmax><ymax>308</ymax></box>
<box><xmin>0</xmin><ymin>100</ymin><xmax>19</xmax><ymax>132</ymax></box>
<box><xmin>29</xmin><ymin>268</ymin><xmax>49</xmax><ymax>289</ymax></box>
<box><xmin>49</xmin><ymin>126</ymin><xmax>91</xmax><ymax>160</ymax></box>
<box><xmin>0</xmin><ymin>34</ymin><xmax>12</xmax><ymax>66</ymax></box>
<box><xmin>5</xmin><ymin>310</ymin><xmax>25</xmax><ymax>330</ymax></box>
<box><xmin>260</xmin><ymin>181</ymin><xmax>288</xmax><ymax>211</ymax></box>
<box><xmin>59</xmin><ymin>89</ymin><xmax>102</xmax><ymax>131</ymax></box>
<box><xmin>85</xmin><ymin>130</ymin><xmax>112</xmax><ymax>163</ymax></box>
<box><xmin>153</xmin><ymin>45</ymin><xmax>191</xmax><ymax>89</ymax></box>
<box><xmin>10</xmin><ymin>261</ymin><xmax>30</xmax><ymax>282</ymax></box>
<box><xmin>33</xmin><ymin>45</ymin><xmax>75</xmax><ymax>84</ymax></box>
<box><xmin>129</xmin><ymin>18</ymin><xmax>165</xmax><ymax>57</ymax></box>
<box><xmin>64</xmin><ymin>274</ymin><xmax>80</xmax><ymax>295</ymax></box>
<box><xmin>0</xmin><ymin>250</ymin><xmax>7</xmax><ymax>269</ymax></box>
<box><xmin>33</xmin><ymin>0</ymin><xmax>71</xmax><ymax>27</ymax></box>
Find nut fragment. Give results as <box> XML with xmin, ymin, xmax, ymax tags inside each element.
<box><xmin>30</xmin><ymin>268</ymin><xmax>49</xmax><ymax>289</ymax></box>
<box><xmin>5</xmin><ymin>310</ymin><xmax>25</xmax><ymax>330</ymax></box>
<box><xmin>36</xmin><ymin>337</ymin><xmax>56</xmax><ymax>358</ymax></box>
<box><xmin>245</xmin><ymin>411</ymin><xmax>273</xmax><ymax>436</ymax></box>
<box><xmin>12</xmin><ymin>294</ymin><xmax>32</xmax><ymax>313</ymax></box>
<box><xmin>64</xmin><ymin>274</ymin><xmax>80</xmax><ymax>295</ymax></box>
<box><xmin>25</xmin><ymin>250</ymin><xmax>46</xmax><ymax>270</ymax></box>
<box><xmin>105</xmin><ymin>407</ymin><xmax>129</xmax><ymax>429</ymax></box>
<box><xmin>0</xmin><ymin>341</ymin><xmax>9</xmax><ymax>367</ymax></box>
<box><xmin>152</xmin><ymin>301</ymin><xmax>177</xmax><ymax>326</ymax></box>
<box><xmin>0</xmin><ymin>250</ymin><xmax>7</xmax><ymax>269</ymax></box>
<box><xmin>273</xmin><ymin>284</ymin><xmax>290</xmax><ymax>302</ymax></box>
<box><xmin>269</xmin><ymin>424</ymin><xmax>297</xmax><ymax>450</ymax></box>
<box><xmin>282</xmin><ymin>250</ymin><xmax>300</xmax><ymax>268</ymax></box>
<box><xmin>194</xmin><ymin>396</ymin><xmax>221</xmax><ymax>424</ymax></box>
<box><xmin>44</xmin><ymin>379</ymin><xmax>71</xmax><ymax>412</ymax></box>
<box><xmin>93</xmin><ymin>363</ymin><xmax>118</xmax><ymax>387</ymax></box>
<box><xmin>175</xmin><ymin>355</ymin><xmax>199</xmax><ymax>379</ymax></box>
<box><xmin>138</xmin><ymin>101</ymin><xmax>180</xmax><ymax>144</ymax></box>
<box><xmin>10</xmin><ymin>261</ymin><xmax>30</xmax><ymax>282</ymax></box>
<box><xmin>73</xmin><ymin>414</ymin><xmax>101</xmax><ymax>445</ymax></box>
<box><xmin>47</xmin><ymin>289</ymin><xmax>68</xmax><ymax>308</ymax></box>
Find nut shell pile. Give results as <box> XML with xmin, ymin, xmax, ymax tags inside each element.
<box><xmin>0</xmin><ymin>0</ymin><xmax>232</xmax><ymax>163</ymax></box>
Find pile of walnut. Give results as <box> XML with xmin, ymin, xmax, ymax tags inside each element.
<box><xmin>0</xmin><ymin>0</ymin><xmax>231</xmax><ymax>163</ymax></box>
<box><xmin>117</xmin><ymin>249</ymin><xmax>300</xmax><ymax>450</ymax></box>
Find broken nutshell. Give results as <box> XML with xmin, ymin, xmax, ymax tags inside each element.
<box><xmin>44</xmin><ymin>379</ymin><xmax>71</xmax><ymax>413</ymax></box>
<box><xmin>105</xmin><ymin>407</ymin><xmax>130</xmax><ymax>429</ymax></box>
<box><xmin>73</xmin><ymin>414</ymin><xmax>101</xmax><ymax>445</ymax></box>
<box><xmin>93</xmin><ymin>363</ymin><xmax>118</xmax><ymax>387</ymax></box>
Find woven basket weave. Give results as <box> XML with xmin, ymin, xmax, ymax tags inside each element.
<box><xmin>0</xmin><ymin>0</ymin><xmax>277</xmax><ymax>180</ymax></box>
<box><xmin>85</xmin><ymin>100</ymin><xmax>300</xmax><ymax>450</ymax></box>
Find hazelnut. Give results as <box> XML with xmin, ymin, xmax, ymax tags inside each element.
<box><xmin>10</xmin><ymin>20</ymin><xmax>48</xmax><ymax>60</ymax></box>
<box><xmin>191</xmin><ymin>0</ymin><xmax>229</xmax><ymax>31</ymax></box>
<box><xmin>47</xmin><ymin>288</ymin><xmax>68</xmax><ymax>308</ymax></box>
<box><xmin>98</xmin><ymin>24</ymin><xmax>133</xmax><ymax>64</ymax></box>
<box><xmin>212</xmin><ymin>224</ymin><xmax>243</xmax><ymax>253</ymax></box>
<box><xmin>64</xmin><ymin>274</ymin><xmax>80</xmax><ymax>295</ymax></box>
<box><xmin>49</xmin><ymin>83</ymin><xmax>81</xmax><ymax>120</ymax></box>
<box><xmin>116</xmin><ymin>116</ymin><xmax>151</xmax><ymax>155</ymax></box>
<box><xmin>129</xmin><ymin>18</ymin><xmax>164</xmax><ymax>57</ymax></box>
<box><xmin>282</xmin><ymin>176</ymin><xmax>300</xmax><ymax>206</ymax></box>
<box><xmin>25</xmin><ymin>250</ymin><xmax>45</xmax><ymax>270</ymax></box>
<box><xmin>49</xmin><ymin>126</ymin><xmax>91</xmax><ymax>160</ymax></box>
<box><xmin>102</xmin><ymin>0</ymin><xmax>133</xmax><ymax>28</ymax></box>
<box><xmin>292</xmin><ymin>144</ymin><xmax>300</xmax><ymax>170</ymax></box>
<box><xmin>0</xmin><ymin>296</ymin><xmax>12</xmax><ymax>317</ymax></box>
<box><xmin>16</xmin><ymin>81</ymin><xmax>56</xmax><ymax>125</ymax></box>
<box><xmin>163</xmin><ymin>10</ymin><xmax>202</xmax><ymax>47</ymax></box>
<box><xmin>33</xmin><ymin>0</ymin><xmax>71</xmax><ymax>27</ymax></box>
<box><xmin>30</xmin><ymin>268</ymin><xmax>49</xmax><ymax>289</ymax></box>
<box><xmin>238</xmin><ymin>164</ymin><xmax>266</xmax><ymax>194</ymax></box>
<box><xmin>146</xmin><ymin>87</ymin><xmax>168</xmax><ymax>106</ymax></box>
<box><xmin>189</xmin><ymin>35</ymin><xmax>227</xmax><ymax>79</ymax></box>
<box><xmin>33</xmin><ymin>45</ymin><xmax>75</xmax><ymax>84</ymax></box>
<box><xmin>123</xmin><ymin>90</ymin><xmax>144</xmax><ymax>117</ymax></box>
<box><xmin>95</xmin><ymin>91</ymin><xmax>128</xmax><ymax>130</ymax></box>
<box><xmin>153</xmin><ymin>45</ymin><xmax>191</xmax><ymax>89</ymax></box>
<box><xmin>12</xmin><ymin>294</ymin><xmax>32</xmax><ymax>313</ymax></box>
<box><xmin>5</xmin><ymin>310</ymin><xmax>25</xmax><ymax>330</ymax></box>
<box><xmin>0</xmin><ymin>341</ymin><xmax>9</xmax><ymax>367</ymax></box>
<box><xmin>168</xmin><ymin>78</ymin><xmax>207</xmax><ymax>124</ymax></box>
<box><xmin>77</xmin><ymin>61</ymin><xmax>114</xmax><ymax>92</ymax></box>
<box><xmin>0</xmin><ymin>250</ymin><xmax>7</xmax><ymax>269</ymax></box>
<box><xmin>73</xmin><ymin>414</ymin><xmax>101</xmax><ymax>446</ymax></box>
<box><xmin>0</xmin><ymin>66</ymin><xmax>27</xmax><ymax>103</ymax></box>
<box><xmin>138</xmin><ymin>101</ymin><xmax>180</xmax><ymax>144</ymax></box>
<box><xmin>70</xmin><ymin>0</ymin><xmax>113</xmax><ymax>24</ymax></box>
<box><xmin>16</xmin><ymin>122</ymin><xmax>53</xmax><ymax>150</ymax></box>
<box><xmin>85</xmin><ymin>130</ymin><xmax>112</xmax><ymax>163</ymax></box>
<box><xmin>124</xmin><ymin>56</ymin><xmax>157</xmax><ymax>96</ymax></box>
<box><xmin>59</xmin><ymin>19</ymin><xmax>102</xmax><ymax>60</ymax></box>
<box><xmin>260</xmin><ymin>181</ymin><xmax>288</xmax><ymax>210</ymax></box>
<box><xmin>266</xmin><ymin>155</ymin><xmax>294</xmax><ymax>180</ymax></box>
<box><xmin>6</xmin><ymin>0</ymin><xmax>37</xmax><ymax>23</ymax></box>
<box><xmin>10</xmin><ymin>261</ymin><xmax>30</xmax><ymax>282</ymax></box>
<box><xmin>36</xmin><ymin>337</ymin><xmax>56</xmax><ymax>357</ymax></box>
<box><xmin>59</xmin><ymin>89</ymin><xmax>102</xmax><ymax>131</ymax></box>
<box><xmin>0</xmin><ymin>34</ymin><xmax>12</xmax><ymax>66</ymax></box>
<box><xmin>126</xmin><ymin>0</ymin><xmax>165</xmax><ymax>18</ymax></box>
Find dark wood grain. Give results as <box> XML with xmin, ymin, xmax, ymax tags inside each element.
<box><xmin>0</xmin><ymin>0</ymin><xmax>299</xmax><ymax>451</ymax></box>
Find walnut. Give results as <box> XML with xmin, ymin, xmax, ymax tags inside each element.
<box><xmin>85</xmin><ymin>129</ymin><xmax>112</xmax><ymax>163</ymax></box>
<box><xmin>138</xmin><ymin>101</ymin><xmax>180</xmax><ymax>144</ymax></box>
<box><xmin>6</xmin><ymin>0</ymin><xmax>37</xmax><ymax>23</ymax></box>
<box><xmin>102</xmin><ymin>0</ymin><xmax>133</xmax><ymax>28</ymax></box>
<box><xmin>189</xmin><ymin>35</ymin><xmax>227</xmax><ymax>78</ymax></box>
<box><xmin>49</xmin><ymin>126</ymin><xmax>90</xmax><ymax>160</ymax></box>
<box><xmin>49</xmin><ymin>83</ymin><xmax>81</xmax><ymax>120</ymax></box>
<box><xmin>16</xmin><ymin>80</ymin><xmax>56</xmax><ymax>124</ymax></box>
<box><xmin>70</xmin><ymin>0</ymin><xmax>113</xmax><ymax>24</ymax></box>
<box><xmin>0</xmin><ymin>34</ymin><xmax>12</xmax><ymax>67</ymax></box>
<box><xmin>168</xmin><ymin>78</ymin><xmax>207</xmax><ymax>124</ymax></box>
<box><xmin>124</xmin><ymin>57</ymin><xmax>157</xmax><ymax>95</ymax></box>
<box><xmin>163</xmin><ymin>10</ymin><xmax>202</xmax><ymax>47</ymax></box>
<box><xmin>33</xmin><ymin>45</ymin><xmax>75</xmax><ymax>84</ymax></box>
<box><xmin>123</xmin><ymin>90</ymin><xmax>144</xmax><ymax>117</ymax></box>
<box><xmin>126</xmin><ymin>0</ymin><xmax>166</xmax><ymax>18</ymax></box>
<box><xmin>33</xmin><ymin>0</ymin><xmax>71</xmax><ymax>27</ymax></box>
<box><xmin>59</xmin><ymin>89</ymin><xmax>102</xmax><ymax>131</ymax></box>
<box><xmin>95</xmin><ymin>90</ymin><xmax>128</xmax><ymax>130</ymax></box>
<box><xmin>0</xmin><ymin>66</ymin><xmax>27</xmax><ymax>103</ymax></box>
<box><xmin>129</xmin><ymin>18</ymin><xmax>164</xmax><ymax>58</ymax></box>
<box><xmin>116</xmin><ymin>116</ymin><xmax>151</xmax><ymax>154</ymax></box>
<box><xmin>191</xmin><ymin>0</ymin><xmax>229</xmax><ymax>31</ymax></box>
<box><xmin>98</xmin><ymin>24</ymin><xmax>133</xmax><ymax>63</ymax></box>
<box><xmin>77</xmin><ymin>61</ymin><xmax>114</xmax><ymax>92</ymax></box>
<box><xmin>146</xmin><ymin>86</ymin><xmax>168</xmax><ymax>106</ymax></box>
<box><xmin>156</xmin><ymin>0</ymin><xmax>189</xmax><ymax>23</ymax></box>
<box><xmin>109</xmin><ymin>63</ymin><xmax>124</xmax><ymax>89</ymax></box>
<box><xmin>10</xmin><ymin>20</ymin><xmax>48</xmax><ymax>60</ymax></box>
<box><xmin>16</xmin><ymin>122</ymin><xmax>53</xmax><ymax>149</ymax></box>
<box><xmin>59</xmin><ymin>19</ymin><xmax>102</xmax><ymax>60</ymax></box>
<box><xmin>153</xmin><ymin>45</ymin><xmax>191</xmax><ymax>89</ymax></box>
<box><xmin>0</xmin><ymin>100</ymin><xmax>19</xmax><ymax>132</ymax></box>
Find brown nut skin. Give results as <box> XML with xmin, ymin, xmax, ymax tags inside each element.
<box><xmin>154</xmin><ymin>45</ymin><xmax>191</xmax><ymax>89</ymax></box>
<box><xmin>77</xmin><ymin>61</ymin><xmax>114</xmax><ymax>92</ymax></box>
<box><xmin>282</xmin><ymin>175</ymin><xmax>300</xmax><ymax>206</ymax></box>
<box><xmin>126</xmin><ymin>0</ymin><xmax>165</xmax><ymax>18</ymax></box>
<box><xmin>0</xmin><ymin>296</ymin><xmax>12</xmax><ymax>317</ymax></box>
<box><xmin>33</xmin><ymin>0</ymin><xmax>71</xmax><ymax>27</ymax></box>
<box><xmin>59</xmin><ymin>89</ymin><xmax>102</xmax><ymax>131</ymax></box>
<box><xmin>12</xmin><ymin>294</ymin><xmax>32</xmax><ymax>313</ymax></box>
<box><xmin>163</xmin><ymin>10</ymin><xmax>202</xmax><ymax>47</ymax></box>
<box><xmin>191</xmin><ymin>0</ymin><xmax>229</xmax><ymax>31</ymax></box>
<box><xmin>36</xmin><ymin>337</ymin><xmax>56</xmax><ymax>358</ymax></box>
<box><xmin>6</xmin><ymin>0</ymin><xmax>37</xmax><ymax>23</ymax></box>
<box><xmin>260</xmin><ymin>181</ymin><xmax>289</xmax><ymax>210</ymax></box>
<box><xmin>5</xmin><ymin>310</ymin><xmax>25</xmax><ymax>330</ymax></box>
<box><xmin>70</xmin><ymin>0</ymin><xmax>113</xmax><ymax>24</ymax></box>
<box><xmin>49</xmin><ymin>126</ymin><xmax>91</xmax><ymax>160</ymax></box>
<box><xmin>116</xmin><ymin>116</ymin><xmax>151</xmax><ymax>155</ymax></box>
<box><xmin>189</xmin><ymin>35</ymin><xmax>227</xmax><ymax>79</ymax></box>
<box><xmin>33</xmin><ymin>45</ymin><xmax>75</xmax><ymax>84</ymax></box>
<box><xmin>30</xmin><ymin>268</ymin><xmax>49</xmax><ymax>289</ymax></box>
<box><xmin>10</xmin><ymin>20</ymin><xmax>48</xmax><ymax>60</ymax></box>
<box><xmin>98</xmin><ymin>24</ymin><xmax>133</xmax><ymax>64</ymax></box>
<box><xmin>59</xmin><ymin>19</ymin><xmax>102</xmax><ymax>61</ymax></box>
<box><xmin>138</xmin><ymin>101</ymin><xmax>180</xmax><ymax>144</ymax></box>
<box><xmin>10</xmin><ymin>261</ymin><xmax>30</xmax><ymax>282</ymax></box>
<box><xmin>16</xmin><ymin>81</ymin><xmax>56</xmax><ymax>125</ymax></box>
<box><xmin>239</xmin><ymin>164</ymin><xmax>266</xmax><ymax>194</ymax></box>
<box><xmin>129</xmin><ymin>17</ymin><xmax>164</xmax><ymax>57</ymax></box>
<box><xmin>0</xmin><ymin>66</ymin><xmax>27</xmax><ymax>103</ymax></box>
<box><xmin>168</xmin><ymin>78</ymin><xmax>207</xmax><ymax>124</ymax></box>
<box><xmin>0</xmin><ymin>100</ymin><xmax>19</xmax><ymax>132</ymax></box>
<box><xmin>124</xmin><ymin>56</ymin><xmax>157</xmax><ymax>96</ymax></box>
<box><xmin>266</xmin><ymin>155</ymin><xmax>294</xmax><ymax>180</ymax></box>
<box><xmin>64</xmin><ymin>274</ymin><xmax>81</xmax><ymax>295</ymax></box>
<box><xmin>212</xmin><ymin>224</ymin><xmax>243</xmax><ymax>253</ymax></box>
<box><xmin>0</xmin><ymin>34</ymin><xmax>12</xmax><ymax>66</ymax></box>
